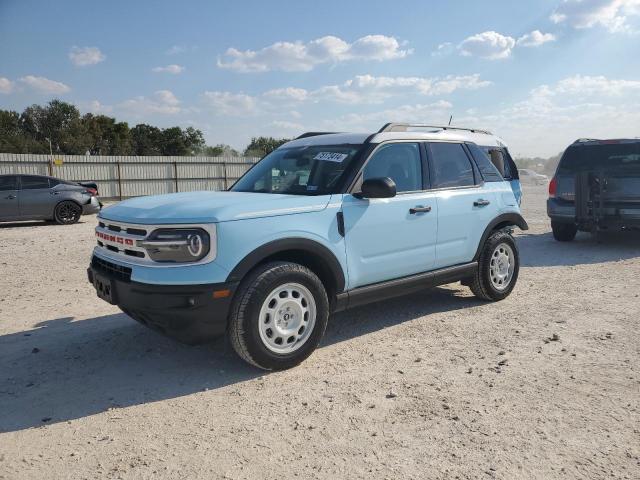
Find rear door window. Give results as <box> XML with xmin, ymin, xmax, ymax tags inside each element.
<box><xmin>428</xmin><ymin>142</ymin><xmax>476</xmax><ymax>189</ymax></box>
<box><xmin>0</xmin><ymin>176</ymin><xmax>18</xmax><ymax>191</ymax></box>
<box><xmin>20</xmin><ymin>176</ymin><xmax>50</xmax><ymax>190</ymax></box>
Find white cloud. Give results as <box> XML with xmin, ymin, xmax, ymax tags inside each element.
<box><xmin>322</xmin><ymin>101</ymin><xmax>454</xmax><ymax>131</ymax></box>
<box><xmin>454</xmin><ymin>74</ymin><xmax>640</xmax><ymax>157</ymax></box>
<box><xmin>18</xmin><ymin>75</ymin><xmax>70</xmax><ymax>94</ymax></box>
<box><xmin>551</xmin><ymin>0</ymin><xmax>640</xmax><ymax>32</ymax></box>
<box><xmin>517</xmin><ymin>30</ymin><xmax>557</xmax><ymax>47</ymax></box>
<box><xmin>432</xmin><ymin>42</ymin><xmax>455</xmax><ymax>57</ymax></box>
<box><xmin>119</xmin><ymin>90</ymin><xmax>182</xmax><ymax>115</ymax></box>
<box><xmin>263</xmin><ymin>87</ymin><xmax>309</xmax><ymax>102</ymax></box>
<box><xmin>69</xmin><ymin>46</ymin><xmax>106</xmax><ymax>66</ymax></box>
<box><xmin>217</xmin><ymin>34</ymin><xmax>412</xmax><ymax>72</ymax></box>
<box><xmin>152</xmin><ymin>64</ymin><xmax>185</xmax><ymax>74</ymax></box>
<box><xmin>0</xmin><ymin>77</ymin><xmax>14</xmax><ymax>94</ymax></box>
<box><xmin>268</xmin><ymin>120</ymin><xmax>305</xmax><ymax>131</ymax></box>
<box><xmin>166</xmin><ymin>45</ymin><xmax>186</xmax><ymax>55</ymax></box>
<box><xmin>532</xmin><ymin>74</ymin><xmax>640</xmax><ymax>97</ymax></box>
<box><xmin>459</xmin><ymin>31</ymin><xmax>516</xmax><ymax>59</ymax></box>
<box><xmin>84</xmin><ymin>100</ymin><xmax>113</xmax><ymax>114</ymax></box>
<box><xmin>202</xmin><ymin>91</ymin><xmax>259</xmax><ymax>115</ymax></box>
<box><xmin>310</xmin><ymin>74</ymin><xmax>491</xmax><ymax>104</ymax></box>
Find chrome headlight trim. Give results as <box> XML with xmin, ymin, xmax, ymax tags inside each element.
<box><xmin>94</xmin><ymin>221</ymin><xmax>217</xmax><ymax>267</ymax></box>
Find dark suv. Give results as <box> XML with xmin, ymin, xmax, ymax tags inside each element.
<box><xmin>548</xmin><ymin>139</ymin><xmax>640</xmax><ymax>241</ymax></box>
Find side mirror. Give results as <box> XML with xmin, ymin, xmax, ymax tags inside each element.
<box><xmin>355</xmin><ymin>177</ymin><xmax>397</xmax><ymax>199</ymax></box>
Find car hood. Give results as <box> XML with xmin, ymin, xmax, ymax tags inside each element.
<box><xmin>99</xmin><ymin>191</ymin><xmax>333</xmax><ymax>224</ymax></box>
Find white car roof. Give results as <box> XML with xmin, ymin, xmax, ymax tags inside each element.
<box><xmin>281</xmin><ymin>128</ymin><xmax>509</xmax><ymax>150</ymax></box>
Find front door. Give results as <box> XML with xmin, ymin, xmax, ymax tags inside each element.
<box><xmin>342</xmin><ymin>142</ymin><xmax>438</xmax><ymax>289</ymax></box>
<box><xmin>0</xmin><ymin>175</ymin><xmax>20</xmax><ymax>220</ymax></box>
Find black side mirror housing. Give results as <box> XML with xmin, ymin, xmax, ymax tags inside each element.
<box><xmin>355</xmin><ymin>177</ymin><xmax>397</xmax><ymax>199</ymax></box>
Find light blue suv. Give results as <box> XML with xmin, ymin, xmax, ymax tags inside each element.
<box><xmin>88</xmin><ymin>123</ymin><xmax>528</xmax><ymax>370</ymax></box>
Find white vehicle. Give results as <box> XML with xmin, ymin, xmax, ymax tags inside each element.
<box><xmin>518</xmin><ymin>169</ymin><xmax>548</xmax><ymax>185</ymax></box>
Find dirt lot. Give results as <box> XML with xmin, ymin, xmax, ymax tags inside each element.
<box><xmin>1</xmin><ymin>184</ymin><xmax>639</xmax><ymax>480</ymax></box>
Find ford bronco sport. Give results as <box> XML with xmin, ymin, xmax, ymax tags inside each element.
<box><xmin>88</xmin><ymin>123</ymin><xmax>528</xmax><ymax>370</ymax></box>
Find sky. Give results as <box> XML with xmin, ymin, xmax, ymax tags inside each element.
<box><xmin>1</xmin><ymin>0</ymin><xmax>639</xmax><ymax>157</ymax></box>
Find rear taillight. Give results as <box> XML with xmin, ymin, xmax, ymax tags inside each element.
<box><xmin>85</xmin><ymin>187</ymin><xmax>98</xmax><ymax>196</ymax></box>
<box><xmin>548</xmin><ymin>177</ymin><xmax>557</xmax><ymax>198</ymax></box>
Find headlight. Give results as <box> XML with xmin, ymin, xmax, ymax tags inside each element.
<box><xmin>138</xmin><ymin>228</ymin><xmax>210</xmax><ymax>263</ymax></box>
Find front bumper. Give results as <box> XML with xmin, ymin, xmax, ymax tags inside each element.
<box><xmin>82</xmin><ymin>196</ymin><xmax>102</xmax><ymax>215</ymax></box>
<box><xmin>88</xmin><ymin>256</ymin><xmax>237</xmax><ymax>344</ymax></box>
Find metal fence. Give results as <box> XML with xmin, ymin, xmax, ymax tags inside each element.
<box><xmin>0</xmin><ymin>153</ymin><xmax>260</xmax><ymax>199</ymax></box>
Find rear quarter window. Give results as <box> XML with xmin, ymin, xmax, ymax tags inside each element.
<box><xmin>467</xmin><ymin>143</ymin><xmax>504</xmax><ymax>182</ymax></box>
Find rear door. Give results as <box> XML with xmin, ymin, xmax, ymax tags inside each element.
<box><xmin>427</xmin><ymin>142</ymin><xmax>497</xmax><ymax>269</ymax></box>
<box><xmin>18</xmin><ymin>175</ymin><xmax>55</xmax><ymax>219</ymax></box>
<box><xmin>0</xmin><ymin>176</ymin><xmax>20</xmax><ymax>220</ymax></box>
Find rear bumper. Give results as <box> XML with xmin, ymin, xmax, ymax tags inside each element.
<box><xmin>82</xmin><ymin>196</ymin><xmax>102</xmax><ymax>215</ymax></box>
<box><xmin>548</xmin><ymin>198</ymin><xmax>640</xmax><ymax>229</ymax></box>
<box><xmin>87</xmin><ymin>257</ymin><xmax>237</xmax><ymax>344</ymax></box>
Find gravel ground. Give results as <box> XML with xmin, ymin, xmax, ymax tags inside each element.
<box><xmin>1</xmin><ymin>184</ymin><xmax>639</xmax><ymax>480</ymax></box>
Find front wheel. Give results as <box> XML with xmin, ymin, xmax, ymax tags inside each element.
<box><xmin>228</xmin><ymin>261</ymin><xmax>329</xmax><ymax>370</ymax></box>
<box><xmin>469</xmin><ymin>231</ymin><xmax>520</xmax><ymax>301</ymax></box>
<box><xmin>54</xmin><ymin>201</ymin><xmax>82</xmax><ymax>225</ymax></box>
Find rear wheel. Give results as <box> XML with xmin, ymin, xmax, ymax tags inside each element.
<box><xmin>54</xmin><ymin>201</ymin><xmax>82</xmax><ymax>225</ymax></box>
<box><xmin>469</xmin><ymin>231</ymin><xmax>519</xmax><ymax>301</ymax></box>
<box><xmin>551</xmin><ymin>221</ymin><xmax>577</xmax><ymax>242</ymax></box>
<box><xmin>229</xmin><ymin>261</ymin><xmax>329</xmax><ymax>370</ymax></box>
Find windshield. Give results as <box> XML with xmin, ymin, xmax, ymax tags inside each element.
<box><xmin>558</xmin><ymin>143</ymin><xmax>640</xmax><ymax>173</ymax></box>
<box><xmin>231</xmin><ymin>144</ymin><xmax>364</xmax><ymax>195</ymax></box>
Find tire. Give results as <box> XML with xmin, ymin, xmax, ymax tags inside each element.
<box><xmin>54</xmin><ymin>201</ymin><xmax>82</xmax><ymax>225</ymax></box>
<box><xmin>469</xmin><ymin>230</ymin><xmax>520</xmax><ymax>301</ymax></box>
<box><xmin>228</xmin><ymin>261</ymin><xmax>330</xmax><ymax>370</ymax></box>
<box><xmin>551</xmin><ymin>221</ymin><xmax>577</xmax><ymax>242</ymax></box>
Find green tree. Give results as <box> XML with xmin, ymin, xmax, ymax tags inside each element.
<box><xmin>20</xmin><ymin>100</ymin><xmax>89</xmax><ymax>154</ymax></box>
<box><xmin>130</xmin><ymin>124</ymin><xmax>163</xmax><ymax>156</ymax></box>
<box><xmin>198</xmin><ymin>143</ymin><xmax>240</xmax><ymax>157</ymax></box>
<box><xmin>0</xmin><ymin>110</ymin><xmax>47</xmax><ymax>153</ymax></box>
<box><xmin>244</xmin><ymin>136</ymin><xmax>290</xmax><ymax>157</ymax></box>
<box><xmin>83</xmin><ymin>114</ymin><xmax>132</xmax><ymax>155</ymax></box>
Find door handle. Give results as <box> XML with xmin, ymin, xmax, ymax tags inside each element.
<box><xmin>474</xmin><ymin>199</ymin><xmax>491</xmax><ymax>207</ymax></box>
<box><xmin>409</xmin><ymin>205</ymin><xmax>432</xmax><ymax>214</ymax></box>
<box><xmin>50</xmin><ymin>191</ymin><xmax>60</xmax><ymax>195</ymax></box>
<box><xmin>5</xmin><ymin>194</ymin><xmax>16</xmax><ymax>200</ymax></box>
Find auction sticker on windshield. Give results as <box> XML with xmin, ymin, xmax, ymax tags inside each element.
<box><xmin>314</xmin><ymin>152</ymin><xmax>348</xmax><ymax>163</ymax></box>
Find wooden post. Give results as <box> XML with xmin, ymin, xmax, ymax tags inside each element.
<box><xmin>173</xmin><ymin>161</ymin><xmax>179</xmax><ymax>193</ymax></box>
<box><xmin>223</xmin><ymin>162</ymin><xmax>228</xmax><ymax>190</ymax></box>
<box><xmin>116</xmin><ymin>160</ymin><xmax>123</xmax><ymax>201</ymax></box>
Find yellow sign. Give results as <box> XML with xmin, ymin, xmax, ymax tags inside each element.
<box><xmin>53</xmin><ymin>157</ymin><xmax>63</xmax><ymax>166</ymax></box>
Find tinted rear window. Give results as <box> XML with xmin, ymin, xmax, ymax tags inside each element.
<box><xmin>21</xmin><ymin>176</ymin><xmax>51</xmax><ymax>189</ymax></box>
<box><xmin>0</xmin><ymin>176</ymin><xmax>18</xmax><ymax>191</ymax></box>
<box><xmin>558</xmin><ymin>143</ymin><xmax>640</xmax><ymax>173</ymax></box>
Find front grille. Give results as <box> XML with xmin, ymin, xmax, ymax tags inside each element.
<box><xmin>92</xmin><ymin>256</ymin><xmax>132</xmax><ymax>282</ymax></box>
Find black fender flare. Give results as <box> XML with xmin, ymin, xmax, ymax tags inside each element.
<box><xmin>473</xmin><ymin>213</ymin><xmax>529</xmax><ymax>261</ymax></box>
<box><xmin>226</xmin><ymin>238</ymin><xmax>346</xmax><ymax>293</ymax></box>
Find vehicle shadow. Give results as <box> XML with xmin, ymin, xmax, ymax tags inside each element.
<box><xmin>0</xmin><ymin>220</ymin><xmax>91</xmax><ymax>229</ymax></box>
<box><xmin>0</xmin><ymin>287</ymin><xmax>476</xmax><ymax>433</ymax></box>
<box><xmin>517</xmin><ymin>230</ymin><xmax>640</xmax><ymax>268</ymax></box>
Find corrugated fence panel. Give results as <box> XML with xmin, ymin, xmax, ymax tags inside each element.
<box><xmin>0</xmin><ymin>154</ymin><xmax>259</xmax><ymax>199</ymax></box>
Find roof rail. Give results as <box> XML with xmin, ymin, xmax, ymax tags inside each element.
<box><xmin>378</xmin><ymin>123</ymin><xmax>492</xmax><ymax>135</ymax></box>
<box><xmin>295</xmin><ymin>132</ymin><xmax>338</xmax><ymax>140</ymax></box>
